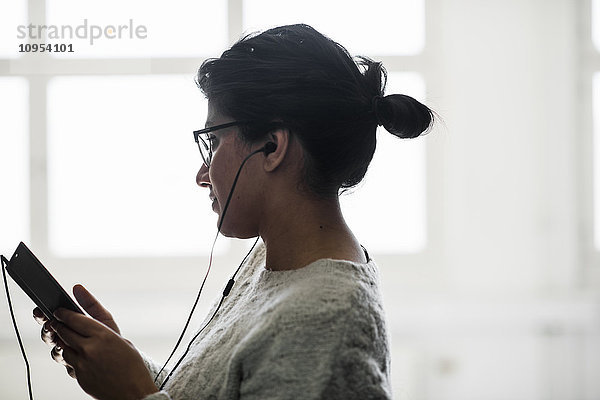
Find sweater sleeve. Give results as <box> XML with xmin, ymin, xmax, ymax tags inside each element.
<box><xmin>233</xmin><ymin>283</ymin><xmax>392</xmax><ymax>400</ymax></box>
<box><xmin>138</xmin><ymin>349</ymin><xmax>170</xmax><ymax>384</ymax></box>
<box><xmin>137</xmin><ymin>350</ymin><xmax>172</xmax><ymax>400</ymax></box>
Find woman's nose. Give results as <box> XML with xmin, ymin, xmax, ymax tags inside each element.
<box><xmin>196</xmin><ymin>163</ymin><xmax>210</xmax><ymax>188</ymax></box>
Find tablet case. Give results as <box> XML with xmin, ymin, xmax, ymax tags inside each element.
<box><xmin>5</xmin><ymin>242</ymin><xmax>84</xmax><ymax>320</ymax></box>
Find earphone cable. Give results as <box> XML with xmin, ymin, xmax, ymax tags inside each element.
<box><xmin>2</xmin><ymin>254</ymin><xmax>34</xmax><ymax>400</ymax></box>
<box><xmin>216</xmin><ymin>147</ymin><xmax>266</xmax><ymax>233</ymax></box>
<box><xmin>158</xmin><ymin>236</ymin><xmax>259</xmax><ymax>390</ymax></box>
<box><xmin>152</xmin><ymin>228</ymin><xmax>219</xmax><ymax>384</ymax></box>
<box><xmin>155</xmin><ymin>146</ymin><xmax>267</xmax><ymax>388</ymax></box>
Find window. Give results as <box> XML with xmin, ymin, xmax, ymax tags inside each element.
<box><xmin>244</xmin><ymin>0</ymin><xmax>429</xmax><ymax>254</ymax></box>
<box><xmin>46</xmin><ymin>0</ymin><xmax>228</xmax><ymax>58</ymax></box>
<box><xmin>3</xmin><ymin>0</ymin><xmax>429</xmax><ymax>257</ymax></box>
<box><xmin>594</xmin><ymin>0</ymin><xmax>600</xmax><ymax>51</ymax></box>
<box><xmin>2</xmin><ymin>3</ymin><xmax>432</xmax><ymax>399</ymax></box>
<box><xmin>341</xmin><ymin>73</ymin><xmax>427</xmax><ymax>253</ymax></box>
<box><xmin>47</xmin><ymin>75</ymin><xmax>213</xmax><ymax>257</ymax></box>
<box><xmin>595</xmin><ymin>73</ymin><xmax>600</xmax><ymax>250</ymax></box>
<box><xmin>0</xmin><ymin>1</ymin><xmax>27</xmax><ymax>58</ymax></box>
<box><xmin>593</xmin><ymin>0</ymin><xmax>600</xmax><ymax>252</ymax></box>
<box><xmin>0</xmin><ymin>78</ymin><xmax>29</xmax><ymax>251</ymax></box>
<box><xmin>243</xmin><ymin>0</ymin><xmax>425</xmax><ymax>55</ymax></box>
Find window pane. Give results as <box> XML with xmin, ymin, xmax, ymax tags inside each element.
<box><xmin>46</xmin><ymin>0</ymin><xmax>228</xmax><ymax>58</ymax></box>
<box><xmin>594</xmin><ymin>73</ymin><xmax>600</xmax><ymax>250</ymax></box>
<box><xmin>340</xmin><ymin>73</ymin><xmax>427</xmax><ymax>254</ymax></box>
<box><xmin>594</xmin><ymin>0</ymin><xmax>600</xmax><ymax>52</ymax></box>
<box><xmin>47</xmin><ymin>75</ymin><xmax>223</xmax><ymax>257</ymax></box>
<box><xmin>0</xmin><ymin>78</ymin><xmax>29</xmax><ymax>252</ymax></box>
<box><xmin>243</xmin><ymin>0</ymin><xmax>424</xmax><ymax>56</ymax></box>
<box><xmin>0</xmin><ymin>0</ymin><xmax>27</xmax><ymax>58</ymax></box>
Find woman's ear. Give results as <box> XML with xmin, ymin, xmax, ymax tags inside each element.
<box><xmin>263</xmin><ymin>127</ymin><xmax>291</xmax><ymax>172</ymax></box>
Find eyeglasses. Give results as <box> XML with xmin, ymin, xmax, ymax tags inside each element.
<box><xmin>193</xmin><ymin>121</ymin><xmax>244</xmax><ymax>168</ymax></box>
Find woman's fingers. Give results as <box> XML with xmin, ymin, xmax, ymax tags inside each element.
<box><xmin>51</xmin><ymin>344</ymin><xmax>65</xmax><ymax>364</ymax></box>
<box><xmin>36</xmin><ymin>307</ymin><xmax>78</xmax><ymax>379</ymax></box>
<box><xmin>50</xmin><ymin>320</ymin><xmax>86</xmax><ymax>352</ymax></box>
<box><xmin>50</xmin><ymin>337</ymin><xmax>69</xmax><ymax>364</ymax></box>
<box><xmin>65</xmin><ymin>365</ymin><xmax>76</xmax><ymax>379</ymax></box>
<box><xmin>72</xmin><ymin>284</ymin><xmax>120</xmax><ymax>334</ymax></box>
<box><xmin>54</xmin><ymin>308</ymin><xmax>104</xmax><ymax>337</ymax></box>
<box><xmin>52</xmin><ymin>344</ymin><xmax>77</xmax><ymax>378</ymax></box>
<box><xmin>42</xmin><ymin>321</ymin><xmax>56</xmax><ymax>345</ymax></box>
<box><xmin>33</xmin><ymin>307</ymin><xmax>47</xmax><ymax>325</ymax></box>
<box><xmin>61</xmin><ymin>346</ymin><xmax>78</xmax><ymax>371</ymax></box>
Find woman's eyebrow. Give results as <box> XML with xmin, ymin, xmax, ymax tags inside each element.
<box><xmin>204</xmin><ymin>120</ymin><xmax>214</xmax><ymax>128</ymax></box>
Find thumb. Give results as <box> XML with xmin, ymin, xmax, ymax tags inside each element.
<box><xmin>72</xmin><ymin>284</ymin><xmax>120</xmax><ymax>334</ymax></box>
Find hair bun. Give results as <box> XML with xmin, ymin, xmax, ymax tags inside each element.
<box><xmin>375</xmin><ymin>94</ymin><xmax>434</xmax><ymax>138</ymax></box>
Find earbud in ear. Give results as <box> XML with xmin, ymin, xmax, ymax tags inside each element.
<box><xmin>263</xmin><ymin>142</ymin><xmax>277</xmax><ymax>155</ymax></box>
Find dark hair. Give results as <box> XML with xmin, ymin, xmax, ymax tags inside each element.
<box><xmin>197</xmin><ymin>24</ymin><xmax>435</xmax><ymax>198</ymax></box>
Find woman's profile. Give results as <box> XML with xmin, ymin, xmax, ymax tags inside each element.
<box><xmin>34</xmin><ymin>23</ymin><xmax>435</xmax><ymax>399</ymax></box>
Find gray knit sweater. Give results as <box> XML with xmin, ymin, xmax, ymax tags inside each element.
<box><xmin>141</xmin><ymin>242</ymin><xmax>392</xmax><ymax>399</ymax></box>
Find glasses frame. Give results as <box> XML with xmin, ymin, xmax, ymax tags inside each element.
<box><xmin>193</xmin><ymin>121</ymin><xmax>245</xmax><ymax>168</ymax></box>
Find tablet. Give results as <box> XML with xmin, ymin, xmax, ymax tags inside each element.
<box><xmin>4</xmin><ymin>242</ymin><xmax>84</xmax><ymax>320</ymax></box>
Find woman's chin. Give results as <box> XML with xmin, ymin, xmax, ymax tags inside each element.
<box><xmin>216</xmin><ymin>219</ymin><xmax>258</xmax><ymax>239</ymax></box>
<box><xmin>217</xmin><ymin>225</ymin><xmax>239</xmax><ymax>238</ymax></box>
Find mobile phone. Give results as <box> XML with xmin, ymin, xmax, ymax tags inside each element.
<box><xmin>4</xmin><ymin>242</ymin><xmax>84</xmax><ymax>320</ymax></box>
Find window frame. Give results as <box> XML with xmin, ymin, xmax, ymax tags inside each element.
<box><xmin>0</xmin><ymin>0</ymin><xmax>443</xmax><ymax>315</ymax></box>
<box><xmin>583</xmin><ymin>0</ymin><xmax>600</xmax><ymax>274</ymax></box>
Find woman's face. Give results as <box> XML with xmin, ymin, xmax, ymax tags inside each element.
<box><xmin>196</xmin><ymin>103</ymin><xmax>264</xmax><ymax>238</ymax></box>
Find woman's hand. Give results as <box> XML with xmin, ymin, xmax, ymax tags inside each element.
<box><xmin>33</xmin><ymin>284</ymin><xmax>121</xmax><ymax>378</ymax></box>
<box><xmin>50</xmin><ymin>307</ymin><xmax>158</xmax><ymax>400</ymax></box>
<box><xmin>33</xmin><ymin>284</ymin><xmax>158</xmax><ymax>400</ymax></box>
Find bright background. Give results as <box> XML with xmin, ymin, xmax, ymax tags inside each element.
<box><xmin>1</xmin><ymin>0</ymin><xmax>599</xmax><ymax>399</ymax></box>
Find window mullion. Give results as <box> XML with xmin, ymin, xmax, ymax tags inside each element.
<box><xmin>29</xmin><ymin>76</ymin><xmax>49</xmax><ymax>257</ymax></box>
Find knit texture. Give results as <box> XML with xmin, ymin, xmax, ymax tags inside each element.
<box><xmin>141</xmin><ymin>241</ymin><xmax>392</xmax><ymax>399</ymax></box>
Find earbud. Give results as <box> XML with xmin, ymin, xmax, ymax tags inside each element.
<box><xmin>263</xmin><ymin>142</ymin><xmax>277</xmax><ymax>155</ymax></box>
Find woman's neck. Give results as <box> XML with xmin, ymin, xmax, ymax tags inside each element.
<box><xmin>259</xmin><ymin>195</ymin><xmax>366</xmax><ymax>271</ymax></box>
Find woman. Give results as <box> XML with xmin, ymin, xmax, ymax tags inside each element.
<box><xmin>34</xmin><ymin>24</ymin><xmax>435</xmax><ymax>399</ymax></box>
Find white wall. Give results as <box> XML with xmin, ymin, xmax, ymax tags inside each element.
<box><xmin>378</xmin><ymin>0</ymin><xmax>599</xmax><ymax>398</ymax></box>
